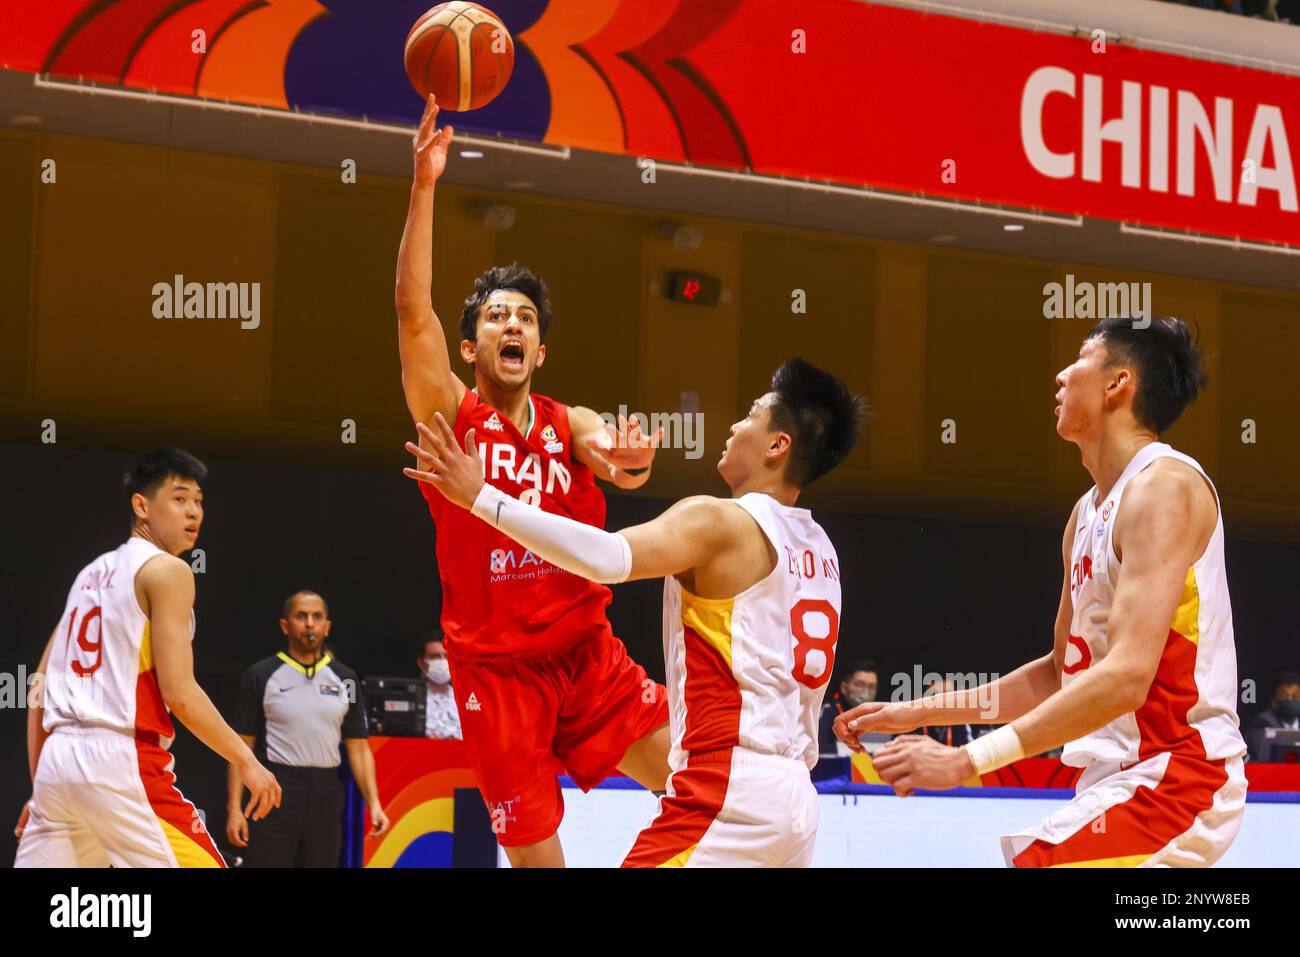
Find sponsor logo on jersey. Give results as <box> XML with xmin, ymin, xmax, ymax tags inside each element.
<box><xmin>480</xmin><ymin>442</ymin><xmax>572</xmax><ymax>495</ymax></box>
<box><xmin>484</xmin><ymin>412</ymin><xmax>505</xmax><ymax>432</ymax></box>
<box><xmin>1101</xmin><ymin>500</ymin><xmax>1114</xmax><ymax>522</ymax></box>
<box><xmin>465</xmin><ymin>692</ymin><xmax>482</xmax><ymax>712</ymax></box>
<box><xmin>487</xmin><ymin>546</ymin><xmax>567</xmax><ymax>586</ymax></box>
<box><xmin>489</xmin><ymin>795</ymin><xmax>520</xmax><ymax>834</ymax></box>
<box><xmin>319</xmin><ymin>684</ymin><xmax>341</xmax><ymax>697</ymax></box>
<box><xmin>540</xmin><ymin>424</ymin><xmax>563</xmax><ymax>454</ymax></box>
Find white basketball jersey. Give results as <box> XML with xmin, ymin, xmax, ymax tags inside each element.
<box><xmin>662</xmin><ymin>493</ymin><xmax>842</xmax><ymax>772</ymax></box>
<box><xmin>1062</xmin><ymin>443</ymin><xmax>1246</xmax><ymax>767</ymax></box>
<box><xmin>43</xmin><ymin>537</ymin><xmax>194</xmax><ymax>746</ymax></box>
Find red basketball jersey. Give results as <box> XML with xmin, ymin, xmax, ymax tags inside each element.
<box><xmin>420</xmin><ymin>388</ymin><xmax>614</xmax><ymax>660</ymax></box>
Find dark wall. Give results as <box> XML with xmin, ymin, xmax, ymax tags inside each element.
<box><xmin>1</xmin><ymin>441</ymin><xmax>1294</xmax><ymax>864</ymax></box>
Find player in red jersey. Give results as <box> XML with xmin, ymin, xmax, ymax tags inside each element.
<box><xmin>395</xmin><ymin>95</ymin><xmax>670</xmax><ymax>867</ymax></box>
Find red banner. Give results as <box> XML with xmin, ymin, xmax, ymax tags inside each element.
<box><xmin>4</xmin><ymin>1</ymin><xmax>1296</xmax><ymax>247</ymax></box>
<box><xmin>686</xmin><ymin>2</ymin><xmax>1298</xmax><ymax>248</ymax></box>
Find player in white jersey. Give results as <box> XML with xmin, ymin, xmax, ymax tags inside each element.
<box><xmin>14</xmin><ymin>447</ymin><xmax>281</xmax><ymax>867</ymax></box>
<box><xmin>404</xmin><ymin>359</ymin><xmax>866</xmax><ymax>867</ymax></box>
<box><xmin>838</xmin><ymin>316</ymin><xmax>1247</xmax><ymax>868</ymax></box>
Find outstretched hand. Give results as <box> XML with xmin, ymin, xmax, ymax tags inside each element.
<box><xmin>585</xmin><ymin>413</ymin><xmax>664</xmax><ymax>476</ymax></box>
<box><xmin>833</xmin><ymin>701</ymin><xmax>922</xmax><ymax>751</ymax></box>
<box><xmin>413</xmin><ymin>94</ymin><xmax>454</xmax><ymax>187</ymax></box>
<box><xmin>403</xmin><ymin>413</ymin><xmax>485</xmax><ymax>510</ymax></box>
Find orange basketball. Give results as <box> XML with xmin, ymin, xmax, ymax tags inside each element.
<box><xmin>404</xmin><ymin>2</ymin><xmax>514</xmax><ymax>111</ymax></box>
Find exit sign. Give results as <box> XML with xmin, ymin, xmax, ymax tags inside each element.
<box><xmin>666</xmin><ymin>271</ymin><xmax>721</xmax><ymax>306</ymax></box>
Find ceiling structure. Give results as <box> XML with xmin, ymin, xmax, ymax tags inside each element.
<box><xmin>2</xmin><ymin>66</ymin><xmax>1297</xmax><ymax>296</ymax></box>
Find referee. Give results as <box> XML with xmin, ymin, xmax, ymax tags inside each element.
<box><xmin>226</xmin><ymin>590</ymin><xmax>390</xmax><ymax>866</ymax></box>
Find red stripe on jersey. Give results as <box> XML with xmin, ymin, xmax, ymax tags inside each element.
<box><xmin>135</xmin><ymin>743</ymin><xmax>227</xmax><ymax>868</ymax></box>
<box><xmin>134</xmin><ymin>668</ymin><xmax>175</xmax><ymax>742</ymax></box>
<box><xmin>622</xmin><ymin>754</ymin><xmax>732</xmax><ymax>868</ymax></box>
<box><xmin>680</xmin><ymin>625</ymin><xmax>741</xmax><ymax>753</ymax></box>
<box><xmin>1136</xmin><ymin>628</ymin><xmax>1205</xmax><ymax>761</ymax></box>
<box><xmin>1011</xmin><ymin>754</ymin><xmax>1228</xmax><ymax>868</ymax></box>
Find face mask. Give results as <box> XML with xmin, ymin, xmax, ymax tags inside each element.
<box><xmin>425</xmin><ymin>658</ymin><xmax>451</xmax><ymax>685</ymax></box>
<box><xmin>1277</xmin><ymin>700</ymin><xmax>1300</xmax><ymax>721</ymax></box>
<box><xmin>843</xmin><ymin>691</ymin><xmax>874</xmax><ymax>709</ymax></box>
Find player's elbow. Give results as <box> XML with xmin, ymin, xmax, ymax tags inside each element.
<box><xmin>159</xmin><ymin>677</ymin><xmax>202</xmax><ymax>716</ymax></box>
<box><xmin>1109</xmin><ymin>666</ymin><xmax>1154</xmax><ymax>715</ymax></box>
<box><xmin>395</xmin><ymin>302</ymin><xmax>429</xmax><ymax>332</ymax></box>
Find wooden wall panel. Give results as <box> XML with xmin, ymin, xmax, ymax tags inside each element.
<box><xmin>924</xmin><ymin>254</ymin><xmax>1054</xmax><ymax>486</ymax></box>
<box><xmin>270</xmin><ymin>171</ymin><xmax>410</xmax><ymax>432</ymax></box>
<box><xmin>1218</xmin><ymin>290</ymin><xmax>1300</xmax><ymax>506</ymax></box>
<box><xmin>0</xmin><ymin>134</ymin><xmax>35</xmax><ymax>399</ymax></box>
<box><xmin>739</xmin><ymin>230</ymin><xmax>873</xmax><ymax>490</ymax></box>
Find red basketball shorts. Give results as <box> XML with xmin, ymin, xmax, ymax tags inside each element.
<box><xmin>449</xmin><ymin>631</ymin><xmax>669</xmax><ymax>848</ymax></box>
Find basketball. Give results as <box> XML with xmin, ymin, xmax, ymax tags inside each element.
<box><xmin>403</xmin><ymin>2</ymin><xmax>514</xmax><ymax>111</ymax></box>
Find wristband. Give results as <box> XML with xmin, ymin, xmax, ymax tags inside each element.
<box><xmin>963</xmin><ymin>725</ymin><xmax>1025</xmax><ymax>775</ymax></box>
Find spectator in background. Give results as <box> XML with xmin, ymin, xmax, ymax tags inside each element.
<box><xmin>819</xmin><ymin>661</ymin><xmax>879</xmax><ymax>754</ymax></box>
<box><xmin>1247</xmin><ymin>672</ymin><xmax>1300</xmax><ymax>763</ymax></box>
<box><xmin>418</xmin><ymin>630</ymin><xmax>462</xmax><ymax>740</ymax></box>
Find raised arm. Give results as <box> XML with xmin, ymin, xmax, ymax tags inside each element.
<box><xmin>396</xmin><ymin>94</ymin><xmax>466</xmax><ymax>427</ymax></box>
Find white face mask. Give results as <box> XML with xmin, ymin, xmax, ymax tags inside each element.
<box><xmin>425</xmin><ymin>657</ymin><xmax>451</xmax><ymax>685</ymax></box>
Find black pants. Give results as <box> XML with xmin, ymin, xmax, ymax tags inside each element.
<box><xmin>241</xmin><ymin>763</ymin><xmax>345</xmax><ymax>868</ymax></box>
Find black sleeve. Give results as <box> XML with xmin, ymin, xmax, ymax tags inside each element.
<box><xmin>232</xmin><ymin>659</ymin><xmax>271</xmax><ymax>738</ymax></box>
<box><xmin>337</xmin><ymin>663</ymin><xmax>369</xmax><ymax>739</ymax></box>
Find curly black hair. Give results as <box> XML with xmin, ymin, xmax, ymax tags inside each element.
<box><xmin>459</xmin><ymin>262</ymin><xmax>553</xmax><ymax>343</ymax></box>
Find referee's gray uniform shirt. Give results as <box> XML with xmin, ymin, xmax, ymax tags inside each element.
<box><xmin>232</xmin><ymin>651</ymin><xmax>368</xmax><ymax>867</ymax></box>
